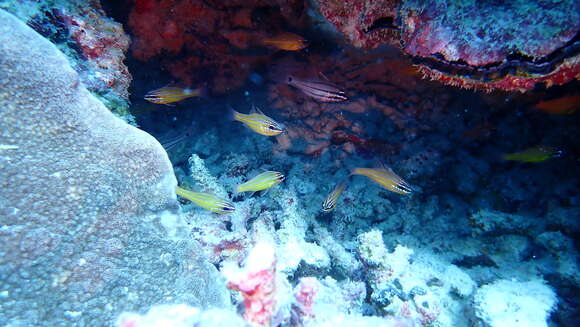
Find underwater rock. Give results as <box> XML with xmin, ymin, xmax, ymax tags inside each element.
<box><xmin>468</xmin><ymin>209</ymin><xmax>535</xmax><ymax>236</ymax></box>
<box><xmin>0</xmin><ymin>10</ymin><xmax>229</xmax><ymax>326</ymax></box>
<box><xmin>473</xmin><ymin>279</ymin><xmax>557</xmax><ymax>327</ymax></box>
<box><xmin>0</xmin><ymin>0</ymin><xmax>133</xmax><ymax>122</ymax></box>
<box><xmin>315</xmin><ymin>0</ymin><xmax>580</xmax><ymax>92</ymax></box>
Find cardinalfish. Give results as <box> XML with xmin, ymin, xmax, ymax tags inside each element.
<box><xmin>352</xmin><ymin>167</ymin><xmax>413</xmax><ymax>195</ymax></box>
<box><xmin>322</xmin><ymin>180</ymin><xmax>348</xmax><ymax>212</ymax></box>
<box><xmin>232</xmin><ymin>106</ymin><xmax>285</xmax><ymax>136</ymax></box>
<box><xmin>533</xmin><ymin>95</ymin><xmax>580</xmax><ymax>115</ymax></box>
<box><xmin>144</xmin><ymin>85</ymin><xmax>204</xmax><ymax>105</ymax></box>
<box><xmin>236</xmin><ymin>171</ymin><xmax>285</xmax><ymax>193</ymax></box>
<box><xmin>262</xmin><ymin>32</ymin><xmax>308</xmax><ymax>51</ymax></box>
<box><xmin>286</xmin><ymin>75</ymin><xmax>347</xmax><ymax>102</ymax></box>
<box><xmin>176</xmin><ymin>186</ymin><xmax>235</xmax><ymax>214</ymax></box>
<box><xmin>503</xmin><ymin>145</ymin><xmax>563</xmax><ymax>163</ymax></box>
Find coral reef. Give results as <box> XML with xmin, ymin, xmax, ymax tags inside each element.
<box><xmin>0</xmin><ymin>0</ymin><xmax>133</xmax><ymax>121</ymax></box>
<box><xmin>2</xmin><ymin>1</ymin><xmax>579</xmax><ymax>326</ymax></box>
<box><xmin>0</xmin><ymin>10</ymin><xmax>228</xmax><ymax>326</ymax></box>
<box><xmin>315</xmin><ymin>0</ymin><xmax>580</xmax><ymax>91</ymax></box>
<box><xmin>474</xmin><ymin>279</ymin><xmax>557</xmax><ymax>327</ymax></box>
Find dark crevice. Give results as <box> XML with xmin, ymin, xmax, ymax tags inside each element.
<box><xmin>364</xmin><ymin>16</ymin><xmax>399</xmax><ymax>33</ymax></box>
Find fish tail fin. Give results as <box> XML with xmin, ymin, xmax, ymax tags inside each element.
<box><xmin>229</xmin><ymin>105</ymin><xmax>241</xmax><ymax>122</ymax></box>
<box><xmin>235</xmin><ymin>184</ymin><xmax>243</xmax><ymax>194</ymax></box>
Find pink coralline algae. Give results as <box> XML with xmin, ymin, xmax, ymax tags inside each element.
<box><xmin>315</xmin><ymin>0</ymin><xmax>580</xmax><ymax>92</ymax></box>
<box><xmin>224</xmin><ymin>242</ymin><xmax>278</xmax><ymax>326</ymax></box>
<box><xmin>293</xmin><ymin>277</ymin><xmax>320</xmax><ymax>318</ymax></box>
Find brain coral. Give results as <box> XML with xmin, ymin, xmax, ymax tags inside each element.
<box><xmin>0</xmin><ymin>9</ymin><xmax>228</xmax><ymax>326</ymax></box>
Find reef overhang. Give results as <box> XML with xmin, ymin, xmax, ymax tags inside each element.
<box><xmin>315</xmin><ymin>0</ymin><xmax>580</xmax><ymax>92</ymax></box>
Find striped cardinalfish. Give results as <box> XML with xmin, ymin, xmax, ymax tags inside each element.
<box><xmin>286</xmin><ymin>75</ymin><xmax>347</xmax><ymax>102</ymax></box>
<box><xmin>231</xmin><ymin>106</ymin><xmax>285</xmax><ymax>136</ymax></box>
<box><xmin>262</xmin><ymin>32</ymin><xmax>308</xmax><ymax>51</ymax></box>
<box><xmin>352</xmin><ymin>167</ymin><xmax>413</xmax><ymax>195</ymax></box>
<box><xmin>322</xmin><ymin>180</ymin><xmax>348</xmax><ymax>212</ymax></box>
<box><xmin>144</xmin><ymin>85</ymin><xmax>204</xmax><ymax>105</ymax></box>
<box><xmin>236</xmin><ymin>171</ymin><xmax>285</xmax><ymax>193</ymax></box>
<box><xmin>176</xmin><ymin>186</ymin><xmax>235</xmax><ymax>214</ymax></box>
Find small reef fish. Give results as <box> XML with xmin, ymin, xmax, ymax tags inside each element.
<box><xmin>175</xmin><ymin>186</ymin><xmax>235</xmax><ymax>214</ymax></box>
<box><xmin>262</xmin><ymin>32</ymin><xmax>308</xmax><ymax>51</ymax></box>
<box><xmin>286</xmin><ymin>75</ymin><xmax>347</xmax><ymax>102</ymax></box>
<box><xmin>503</xmin><ymin>145</ymin><xmax>563</xmax><ymax>163</ymax></box>
<box><xmin>352</xmin><ymin>167</ymin><xmax>413</xmax><ymax>195</ymax></box>
<box><xmin>232</xmin><ymin>107</ymin><xmax>285</xmax><ymax>136</ymax></box>
<box><xmin>533</xmin><ymin>95</ymin><xmax>580</xmax><ymax>115</ymax></box>
<box><xmin>322</xmin><ymin>180</ymin><xmax>348</xmax><ymax>212</ymax></box>
<box><xmin>144</xmin><ymin>86</ymin><xmax>203</xmax><ymax>105</ymax></box>
<box><xmin>236</xmin><ymin>171</ymin><xmax>285</xmax><ymax>193</ymax></box>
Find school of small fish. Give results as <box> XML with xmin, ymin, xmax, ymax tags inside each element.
<box><xmin>144</xmin><ymin>31</ymin><xmax>567</xmax><ymax>215</ymax></box>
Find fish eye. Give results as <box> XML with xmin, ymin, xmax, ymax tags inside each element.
<box><xmin>269</xmin><ymin>125</ymin><xmax>278</xmax><ymax>130</ymax></box>
<box><xmin>223</xmin><ymin>206</ymin><xmax>234</xmax><ymax>211</ymax></box>
<box><xmin>287</xmin><ymin>76</ymin><xmax>293</xmax><ymax>83</ymax></box>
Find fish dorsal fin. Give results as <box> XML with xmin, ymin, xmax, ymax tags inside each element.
<box><xmin>254</xmin><ymin>106</ymin><xmax>265</xmax><ymax>116</ymax></box>
<box><xmin>319</xmin><ymin>71</ymin><xmax>330</xmax><ymax>81</ymax></box>
<box><xmin>373</xmin><ymin>159</ymin><xmax>387</xmax><ymax>170</ymax></box>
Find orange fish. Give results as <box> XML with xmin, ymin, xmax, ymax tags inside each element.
<box><xmin>144</xmin><ymin>86</ymin><xmax>204</xmax><ymax>105</ymax></box>
<box><xmin>262</xmin><ymin>33</ymin><xmax>308</xmax><ymax>51</ymax></box>
<box><xmin>533</xmin><ymin>95</ymin><xmax>580</xmax><ymax>115</ymax></box>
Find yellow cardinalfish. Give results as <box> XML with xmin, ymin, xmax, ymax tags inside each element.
<box><xmin>144</xmin><ymin>85</ymin><xmax>204</xmax><ymax>105</ymax></box>
<box><xmin>175</xmin><ymin>186</ymin><xmax>235</xmax><ymax>214</ymax></box>
<box><xmin>503</xmin><ymin>145</ymin><xmax>563</xmax><ymax>163</ymax></box>
<box><xmin>262</xmin><ymin>32</ymin><xmax>308</xmax><ymax>51</ymax></box>
<box><xmin>236</xmin><ymin>171</ymin><xmax>285</xmax><ymax>193</ymax></box>
<box><xmin>352</xmin><ymin>167</ymin><xmax>413</xmax><ymax>195</ymax></box>
<box><xmin>322</xmin><ymin>180</ymin><xmax>348</xmax><ymax>212</ymax></box>
<box><xmin>231</xmin><ymin>106</ymin><xmax>285</xmax><ymax>136</ymax></box>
